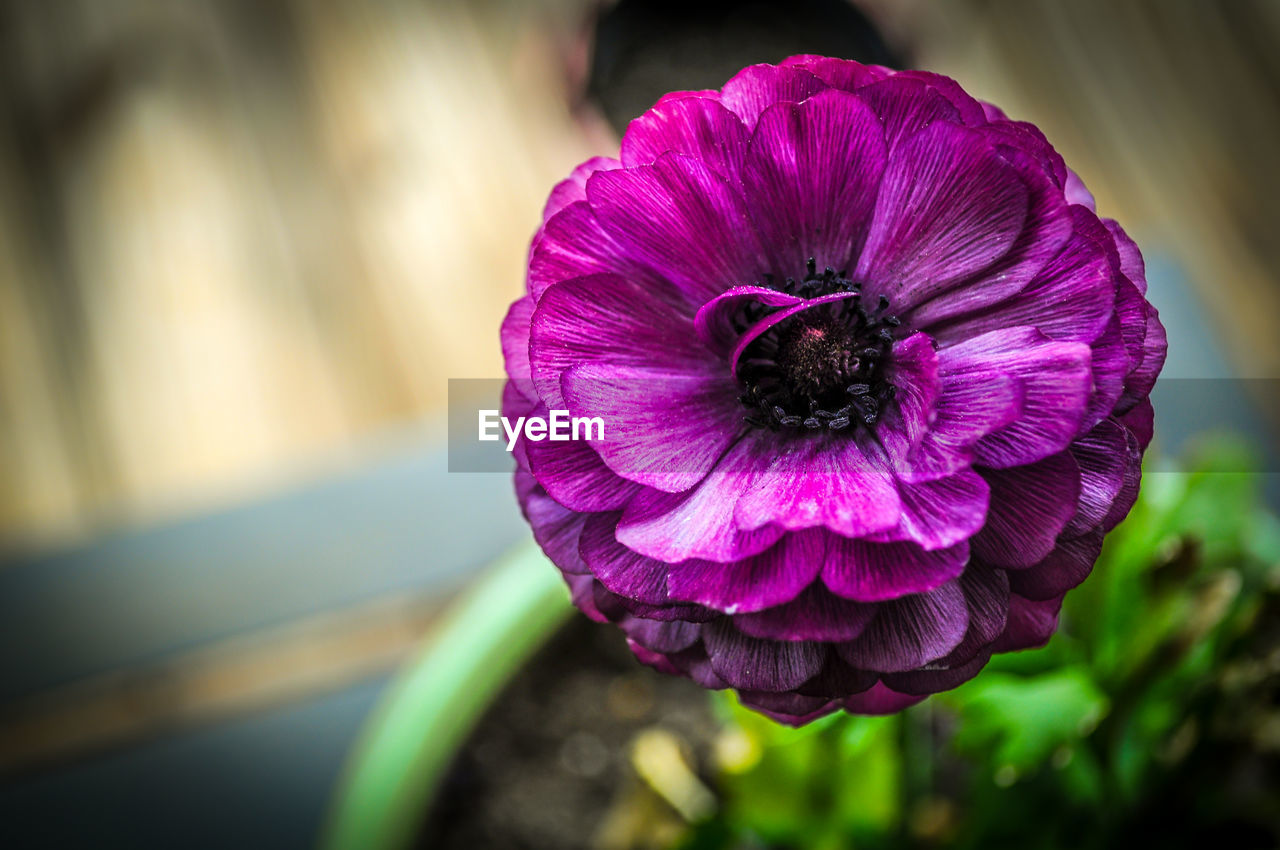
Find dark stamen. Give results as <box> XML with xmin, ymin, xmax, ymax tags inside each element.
<box><xmin>736</xmin><ymin>259</ymin><xmax>903</xmax><ymax>435</ymax></box>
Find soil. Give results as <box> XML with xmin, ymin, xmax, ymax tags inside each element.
<box><xmin>418</xmin><ymin>617</ymin><xmax>718</xmax><ymax>850</ymax></box>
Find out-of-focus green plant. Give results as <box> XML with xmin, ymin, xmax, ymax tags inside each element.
<box><xmin>678</xmin><ymin>442</ymin><xmax>1280</xmax><ymax>849</ymax></box>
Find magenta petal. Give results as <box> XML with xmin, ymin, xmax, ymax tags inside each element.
<box><xmin>855</xmin><ymin>77</ymin><xmax>962</xmax><ymax>151</ymax></box>
<box><xmin>587</xmin><ymin>153</ymin><xmax>768</xmax><ymax>304</ymax></box>
<box><xmin>529</xmin><ymin>272</ymin><xmax>704</xmax><ymax>410</ymax></box>
<box><xmin>693</xmin><ymin>285</ymin><xmax>804</xmax><ymax>355</ymax></box>
<box><xmin>892</xmin><ymin>70</ymin><xmax>989</xmax><ymax>126</ymax></box>
<box><xmin>734</xmin><ymin>582</ymin><xmax>876</xmax><ymax>642</ymax></box>
<box><xmin>856</xmin><ymin>121</ymin><xmax>1028</xmax><ymax>308</ymax></box>
<box><xmin>541</xmin><ymin>156</ymin><xmax>622</xmax><ymax>224</ymax></box>
<box><xmin>741</xmin><ymin>88</ymin><xmax>887</xmax><ymax>273</ymax></box>
<box><xmin>718</xmin><ymin>64</ymin><xmax>829</xmax><ymax>127</ymax></box>
<box><xmin>778</xmin><ymin>54</ymin><xmax>889</xmax><ymax>91</ymax></box>
<box><xmin>877</xmin><ymin>332</ymin><xmax>942</xmax><ymax>464</ymax></box>
<box><xmin>837</xmin><ymin>580</ymin><xmax>968</xmax><ymax>673</ymax></box>
<box><xmin>902</xmin><ymin>370</ymin><xmax>1022</xmax><ymax>483</ymax></box>
<box><xmin>733</xmin><ymin>434</ymin><xmax>901</xmax><ymax>538</ymax></box>
<box><xmin>628</xmin><ymin>639</ymin><xmax>683</xmax><ymax>676</ymax></box>
<box><xmin>993</xmin><ymin>594</ymin><xmax>1064</xmax><ymax>652</ymax></box>
<box><xmin>927</xmin><ymin>207</ymin><xmax>1117</xmax><ymax>348</ymax></box>
<box><xmin>889</xmin><ymin>470</ymin><xmax>991</xmax><ymax>550</ymax></box>
<box><xmin>842</xmin><ymin>681</ymin><xmax>927</xmax><ymax>715</ymax></box>
<box><xmin>821</xmin><ymin>536</ymin><xmax>969</xmax><ymax>603</ymax></box>
<box><xmin>973</xmin><ymin>452</ymin><xmax>1082</xmax><ymax>568</ymax></box>
<box><xmin>526</xmin><ymin>436</ymin><xmax>643</xmax><ymax>513</ymax></box>
<box><xmin>908</xmin><ymin>143</ymin><xmax>1072</xmax><ymax>328</ymax></box>
<box><xmin>1103</xmin><ymin>218</ymin><xmax>1146</xmax><ymax>293</ymax></box>
<box><xmin>703</xmin><ymin>619</ymin><xmax>825</xmax><ymax>692</ymax></box>
<box><xmin>1065</xmin><ymin>169</ymin><xmax>1096</xmax><ymax>210</ymax></box>
<box><xmin>728</xmin><ymin>291</ymin><xmax>863</xmax><ymax>379</ymax></box>
<box><xmin>620</xmin><ymin>95</ymin><xmax>749</xmax><ymax>182</ymax></box>
<box><xmin>500</xmin><ymin>296</ymin><xmax>537</xmax><ymax>402</ymax></box>
<box><xmin>562</xmin><ymin>362</ymin><xmax>743</xmax><ymax>492</ymax></box>
<box><xmin>528</xmin><ymin>201</ymin><xmax>665</xmax><ymax>303</ymax></box>
<box><xmin>617</xmin><ymin>433</ymin><xmax>785</xmax><ymax>563</ymax></box>
<box><xmin>665</xmin><ymin>530</ymin><xmax>824</xmax><ymax>614</ymax></box>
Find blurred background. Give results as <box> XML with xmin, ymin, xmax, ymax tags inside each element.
<box><xmin>0</xmin><ymin>0</ymin><xmax>1277</xmax><ymax>847</ymax></box>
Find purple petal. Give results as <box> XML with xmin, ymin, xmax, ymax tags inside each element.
<box><xmin>728</xmin><ymin>291</ymin><xmax>863</xmax><ymax>379</ymax></box>
<box><xmin>892</xmin><ymin>563</ymin><xmax>1010</xmax><ymax>685</ymax></box>
<box><xmin>902</xmin><ymin>370</ymin><xmax>1022</xmax><ymax>482</ymax></box>
<box><xmin>579</xmin><ymin>513</ymin><xmax>669</xmax><ymax>604</ymax></box>
<box><xmin>877</xmin><ymin>332</ymin><xmax>942</xmax><ymax>465</ymax></box>
<box><xmin>718</xmin><ymin>63</ymin><xmax>829</xmax><ymax>127</ymax></box>
<box><xmin>617</xmin><ymin>433</ymin><xmax>785</xmax><ymax>563</ymax></box>
<box><xmin>842</xmin><ymin>681</ymin><xmax>927</xmax><ymax>714</ymax></box>
<box><xmin>515</xmin><ymin>469</ymin><xmax>590</xmax><ymax>575</ymax></box>
<box><xmin>926</xmin><ymin>206</ymin><xmax>1117</xmax><ymax>348</ymax></box>
<box><xmin>526</xmin><ymin>435</ymin><xmax>642</xmax><ymax>512</ymax></box>
<box><xmin>500</xmin><ymin>296</ymin><xmax>537</xmax><ymax>402</ymax></box>
<box><xmin>1064</xmin><ymin>418</ymin><xmax>1129</xmax><ymax>537</ymax></box>
<box><xmin>542</xmin><ymin>156</ymin><xmax>622</xmax><ymax>224</ymax></box>
<box><xmin>621</xmin><ymin>617</ymin><xmax>702</xmax><ymax>654</ymax></box>
<box><xmin>527</xmin><ymin>200</ymin><xmax>670</xmax><ymax>303</ymax></box>
<box><xmin>778</xmin><ymin>55</ymin><xmax>888</xmax><ymax>91</ymax></box>
<box><xmin>908</xmin><ymin>142</ymin><xmax>1072</xmax><ymax>328</ymax></box>
<box><xmin>1103</xmin><ymin>218</ymin><xmax>1146</xmax><ymax>293</ymax></box>
<box><xmin>855</xmin><ymin>76</ymin><xmax>963</xmax><ymax>151</ymax></box>
<box><xmin>892</xmin><ymin>70</ymin><xmax>988</xmax><ymax>126</ymax></box>
<box><xmin>972</xmin><ymin>452</ymin><xmax>1082</xmax><ymax>568</ymax></box>
<box><xmin>741</xmin><ymin>89</ymin><xmax>887</xmax><ymax>273</ymax></box>
<box><xmin>628</xmin><ymin>639</ymin><xmax>683</xmax><ymax>676</ymax></box>
<box><xmin>856</xmin><ymin>121</ymin><xmax>1027</xmax><ymax>307</ymax></box>
<box><xmin>587</xmin><ymin>153</ymin><xmax>768</xmax><ymax>304</ymax></box>
<box><xmin>887</xmin><ymin>470</ymin><xmax>991</xmax><ymax>550</ymax></box>
<box><xmin>837</xmin><ymin>580</ymin><xmax>969</xmax><ymax>672</ymax></box>
<box><xmin>564</xmin><ymin>573</ymin><xmax>610</xmax><ymax>623</ymax></box>
<box><xmin>665</xmin><ymin>530</ymin><xmax>824</xmax><ymax>614</ymax></box>
<box><xmin>1065</xmin><ymin>169</ymin><xmax>1096</xmax><ymax>209</ymax></box>
<box><xmin>992</xmin><ymin>594</ymin><xmax>1063</xmax><ymax>652</ymax></box>
<box><xmin>795</xmin><ymin>654</ymin><xmax>879</xmax><ymax>698</ymax></box>
<box><xmin>737</xmin><ymin>690</ymin><xmax>836</xmax><ymax>720</ymax></box>
<box><xmin>1120</xmin><ymin>300</ymin><xmax>1166</xmax><ymax>411</ymax></box>
<box><xmin>529</xmin><ymin>272</ymin><xmax>704</xmax><ymax>410</ymax></box>
<box><xmin>620</xmin><ymin>95</ymin><xmax>749</xmax><ymax>183</ymax></box>
<box><xmin>1008</xmin><ymin>529</ymin><xmax>1104</xmax><ymax>601</ymax></box>
<box><xmin>821</xmin><ymin>535</ymin><xmax>969</xmax><ymax>602</ymax></box>
<box><xmin>733</xmin><ymin>434</ymin><xmax>901</xmax><ymax>538</ymax></box>
<box><xmin>882</xmin><ymin>647</ymin><xmax>992</xmax><ymax>695</ymax></box>
<box><xmin>562</xmin><ymin>362</ymin><xmax>744</xmax><ymax>492</ymax></box>
<box><xmin>734</xmin><ymin>581</ymin><xmax>877</xmax><ymax>641</ymax></box>
<box><xmin>693</xmin><ymin>285</ymin><xmax>804</xmax><ymax>355</ymax></box>
<box><xmin>703</xmin><ymin>619</ymin><xmax>826</xmax><ymax>692</ymax></box>
<box><xmin>939</xmin><ymin>327</ymin><xmax>1091</xmax><ymax>468</ymax></box>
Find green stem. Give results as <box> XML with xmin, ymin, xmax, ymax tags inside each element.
<box><xmin>321</xmin><ymin>540</ymin><xmax>573</xmax><ymax>850</ymax></box>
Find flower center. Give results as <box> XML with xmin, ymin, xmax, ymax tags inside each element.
<box><xmin>737</xmin><ymin>260</ymin><xmax>901</xmax><ymax>433</ymax></box>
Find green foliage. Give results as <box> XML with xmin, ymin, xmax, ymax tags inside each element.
<box><xmin>683</xmin><ymin>441</ymin><xmax>1280</xmax><ymax>849</ymax></box>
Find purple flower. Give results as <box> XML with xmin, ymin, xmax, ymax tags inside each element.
<box><xmin>502</xmin><ymin>56</ymin><xmax>1166</xmax><ymax>724</ymax></box>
